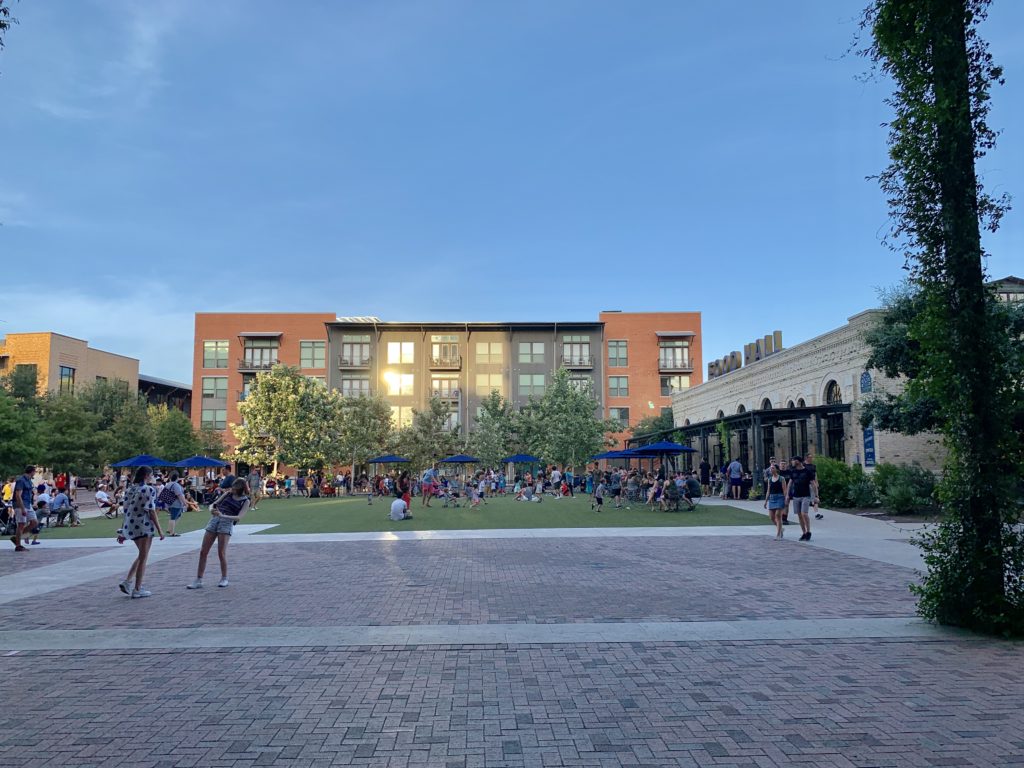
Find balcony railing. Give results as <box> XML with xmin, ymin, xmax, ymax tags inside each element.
<box><xmin>432</xmin><ymin>388</ymin><xmax>461</xmax><ymax>401</ymax></box>
<box><xmin>429</xmin><ymin>355</ymin><xmax>462</xmax><ymax>370</ymax></box>
<box><xmin>340</xmin><ymin>388</ymin><xmax>374</xmax><ymax>398</ymax></box>
<box><xmin>238</xmin><ymin>358</ymin><xmax>278</xmax><ymax>372</ymax></box>
<box><xmin>658</xmin><ymin>358</ymin><xmax>693</xmax><ymax>373</ymax></box>
<box><xmin>338</xmin><ymin>355</ymin><xmax>373</xmax><ymax>369</ymax></box>
<box><xmin>561</xmin><ymin>355</ymin><xmax>593</xmax><ymax>369</ymax></box>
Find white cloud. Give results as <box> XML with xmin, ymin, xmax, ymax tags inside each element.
<box><xmin>0</xmin><ymin>283</ymin><xmax>195</xmax><ymax>383</ymax></box>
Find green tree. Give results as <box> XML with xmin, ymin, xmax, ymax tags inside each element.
<box><xmin>231</xmin><ymin>365</ymin><xmax>344</xmax><ymax>472</ymax></box>
<box><xmin>520</xmin><ymin>369</ymin><xmax>613</xmax><ymax>469</ymax></box>
<box><xmin>103</xmin><ymin>399</ymin><xmax>155</xmax><ymax>464</ymax></box>
<box><xmin>864</xmin><ymin>0</ymin><xmax>1023</xmax><ymax>634</ymax></box>
<box><xmin>2</xmin><ymin>364</ymin><xmax>39</xmax><ymax>403</ymax></box>
<box><xmin>336</xmin><ymin>393</ymin><xmax>393</xmax><ymax>480</ymax></box>
<box><xmin>468</xmin><ymin>390</ymin><xmax>515</xmax><ymax>469</ymax></box>
<box><xmin>38</xmin><ymin>394</ymin><xmax>103</xmax><ymax>477</ymax></box>
<box><xmin>631</xmin><ymin>411</ymin><xmax>675</xmax><ymax>441</ymax></box>
<box><xmin>0</xmin><ymin>387</ymin><xmax>40</xmax><ymax>478</ymax></box>
<box><xmin>80</xmin><ymin>379</ymin><xmax>138</xmax><ymax>432</ymax></box>
<box><xmin>197</xmin><ymin>427</ymin><xmax>228</xmax><ymax>460</ymax></box>
<box><xmin>149</xmin><ymin>404</ymin><xmax>201</xmax><ymax>462</ymax></box>
<box><xmin>394</xmin><ymin>397</ymin><xmax>459</xmax><ymax>473</ymax></box>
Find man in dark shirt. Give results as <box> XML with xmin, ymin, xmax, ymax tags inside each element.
<box><xmin>699</xmin><ymin>458</ymin><xmax>711</xmax><ymax>495</ymax></box>
<box><xmin>218</xmin><ymin>467</ymin><xmax>236</xmax><ymax>490</ymax></box>
<box><xmin>786</xmin><ymin>456</ymin><xmax>814</xmax><ymax>541</ymax></box>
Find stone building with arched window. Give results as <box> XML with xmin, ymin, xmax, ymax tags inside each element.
<box><xmin>665</xmin><ymin>310</ymin><xmax>945</xmax><ymax>474</ymax></box>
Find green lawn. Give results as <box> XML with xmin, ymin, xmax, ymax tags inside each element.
<box><xmin>39</xmin><ymin>495</ymin><xmax>769</xmax><ymax>538</ymax></box>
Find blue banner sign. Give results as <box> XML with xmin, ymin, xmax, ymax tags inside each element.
<box><xmin>863</xmin><ymin>426</ymin><xmax>876</xmax><ymax>467</ymax></box>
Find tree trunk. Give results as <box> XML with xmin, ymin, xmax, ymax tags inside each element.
<box><xmin>929</xmin><ymin>0</ymin><xmax>1005</xmax><ymax>616</ymax></box>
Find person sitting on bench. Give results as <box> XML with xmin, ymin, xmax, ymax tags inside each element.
<box><xmin>50</xmin><ymin>489</ymin><xmax>80</xmax><ymax>526</ymax></box>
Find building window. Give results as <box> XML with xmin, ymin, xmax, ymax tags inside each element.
<box><xmin>517</xmin><ymin>342</ymin><xmax>545</xmax><ymax>364</ymax></box>
<box><xmin>58</xmin><ymin>366</ymin><xmax>75</xmax><ymax>395</ymax></box>
<box><xmin>660</xmin><ymin>374</ymin><xmax>690</xmax><ymax>396</ymax></box>
<box><xmin>476</xmin><ymin>341</ymin><xmax>503</xmax><ymax>364</ymax></box>
<box><xmin>661</xmin><ymin>406</ymin><xmax>673</xmax><ymax>420</ymax></box>
<box><xmin>306</xmin><ymin>375</ymin><xmax>327</xmax><ymax>387</ymax></box>
<box><xmin>341</xmin><ymin>376</ymin><xmax>371</xmax><ymax>397</ymax></box>
<box><xmin>658</xmin><ymin>339</ymin><xmax>690</xmax><ymax>369</ymax></box>
<box><xmin>390</xmin><ymin>405</ymin><xmax>414</xmax><ymax>428</ymax></box>
<box><xmin>202</xmin><ymin>376</ymin><xmax>228</xmax><ymax>400</ymax></box>
<box><xmin>203</xmin><ymin>340</ymin><xmax>229</xmax><ymax>369</ymax></box>
<box><xmin>243</xmin><ymin>338</ymin><xmax>278</xmax><ymax>368</ymax></box>
<box><xmin>562</xmin><ymin>335</ymin><xmax>591</xmax><ymax>366</ymax></box>
<box><xmin>608</xmin><ymin>376</ymin><xmax>628</xmax><ymax>397</ymax></box>
<box><xmin>825</xmin><ymin>380</ymin><xmax>843</xmax><ymax>405</ymax></box>
<box><xmin>442</xmin><ymin>410</ymin><xmax>460</xmax><ymax>433</ymax></box>
<box><xmin>384</xmin><ymin>372</ymin><xmax>414</xmax><ymax>396</ymax></box>
<box><xmin>300</xmin><ymin>341</ymin><xmax>326</xmax><ymax>369</ymax></box>
<box><xmin>476</xmin><ymin>373</ymin><xmax>503</xmax><ymax>397</ymax></box>
<box><xmin>431</xmin><ymin>376</ymin><xmax>459</xmax><ymax>398</ymax></box>
<box><xmin>608</xmin><ymin>340</ymin><xmax>627</xmax><ymax>367</ymax></box>
<box><xmin>609</xmin><ymin>407</ymin><xmax>630</xmax><ymax>428</ymax></box>
<box><xmin>569</xmin><ymin>377</ymin><xmax>593</xmax><ymax>394</ymax></box>
<box><xmin>387</xmin><ymin>341</ymin><xmax>415</xmax><ymax>365</ymax></box>
<box><xmin>201</xmin><ymin>408</ymin><xmax>227</xmax><ymax>430</ymax></box>
<box><xmin>95</xmin><ymin>375</ymin><xmax>107</xmax><ymax>384</ymax></box>
<box><xmin>518</xmin><ymin>373</ymin><xmax>545</xmax><ymax>397</ymax></box>
<box><xmin>341</xmin><ymin>335</ymin><xmax>371</xmax><ymax>365</ymax></box>
<box><xmin>430</xmin><ymin>336</ymin><xmax>460</xmax><ymax>365</ymax></box>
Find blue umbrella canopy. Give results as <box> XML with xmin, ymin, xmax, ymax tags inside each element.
<box><xmin>111</xmin><ymin>454</ymin><xmax>173</xmax><ymax>467</ymax></box>
<box><xmin>174</xmin><ymin>455</ymin><xmax>229</xmax><ymax>468</ymax></box>
<box><xmin>501</xmin><ymin>453</ymin><xmax>541</xmax><ymax>463</ymax></box>
<box><xmin>440</xmin><ymin>454</ymin><xmax>481</xmax><ymax>463</ymax></box>
<box><xmin>631</xmin><ymin>440</ymin><xmax>695</xmax><ymax>454</ymax></box>
<box><xmin>368</xmin><ymin>454</ymin><xmax>410</xmax><ymax>464</ymax></box>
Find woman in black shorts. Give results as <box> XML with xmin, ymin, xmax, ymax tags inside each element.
<box><xmin>187</xmin><ymin>479</ymin><xmax>250</xmax><ymax>590</ymax></box>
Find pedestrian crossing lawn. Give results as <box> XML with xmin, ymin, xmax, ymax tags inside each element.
<box><xmin>40</xmin><ymin>495</ymin><xmax>768</xmax><ymax>538</ymax></box>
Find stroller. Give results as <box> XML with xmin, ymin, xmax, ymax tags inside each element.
<box><xmin>1</xmin><ymin>503</ymin><xmax>16</xmax><ymax>538</ymax></box>
<box><xmin>437</xmin><ymin>482</ymin><xmax>463</xmax><ymax>508</ymax></box>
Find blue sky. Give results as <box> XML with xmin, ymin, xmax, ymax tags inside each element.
<box><xmin>1</xmin><ymin>0</ymin><xmax>1021</xmax><ymax>382</ymax></box>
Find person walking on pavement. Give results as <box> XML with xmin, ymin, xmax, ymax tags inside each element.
<box><xmin>763</xmin><ymin>463</ymin><xmax>789</xmax><ymax>540</ymax></box>
<box><xmin>786</xmin><ymin>456</ymin><xmax>815</xmax><ymax>541</ymax></box>
<box><xmin>187</xmin><ymin>478</ymin><xmax>250</xmax><ymax>590</ymax></box>
<box><xmin>118</xmin><ymin>466</ymin><xmax>164</xmax><ymax>598</ymax></box>
<box><xmin>10</xmin><ymin>466</ymin><xmax>36</xmax><ymax>552</ymax></box>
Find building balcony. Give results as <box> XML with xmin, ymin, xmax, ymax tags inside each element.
<box><xmin>429</xmin><ymin>355</ymin><xmax>462</xmax><ymax>370</ymax></box>
<box><xmin>340</xmin><ymin>388</ymin><xmax>375</xmax><ymax>398</ymax></box>
<box><xmin>658</xmin><ymin>359</ymin><xmax>693</xmax><ymax>373</ymax></box>
<box><xmin>237</xmin><ymin>358</ymin><xmax>278</xmax><ymax>372</ymax></box>
<box><xmin>561</xmin><ymin>356</ymin><xmax>593</xmax><ymax>369</ymax></box>
<box><xmin>338</xmin><ymin>355</ymin><xmax>372</xmax><ymax>369</ymax></box>
<box><xmin>432</xmin><ymin>388</ymin><xmax>461</xmax><ymax>402</ymax></box>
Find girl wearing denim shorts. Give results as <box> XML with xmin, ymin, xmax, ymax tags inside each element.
<box><xmin>764</xmin><ymin>464</ymin><xmax>789</xmax><ymax>540</ymax></box>
<box><xmin>187</xmin><ymin>478</ymin><xmax>250</xmax><ymax>590</ymax></box>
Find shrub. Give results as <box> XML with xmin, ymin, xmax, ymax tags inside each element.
<box><xmin>814</xmin><ymin>456</ymin><xmax>877</xmax><ymax>508</ymax></box>
<box><xmin>872</xmin><ymin>462</ymin><xmax>937</xmax><ymax>515</ymax></box>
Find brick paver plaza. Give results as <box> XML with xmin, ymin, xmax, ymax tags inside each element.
<box><xmin>1</xmin><ymin>502</ymin><xmax>1022</xmax><ymax>767</ymax></box>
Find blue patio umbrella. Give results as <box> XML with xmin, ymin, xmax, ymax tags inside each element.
<box><xmin>367</xmin><ymin>454</ymin><xmax>410</xmax><ymax>464</ymax></box>
<box><xmin>440</xmin><ymin>454</ymin><xmax>481</xmax><ymax>464</ymax></box>
<box><xmin>174</xmin><ymin>455</ymin><xmax>229</xmax><ymax>468</ymax></box>
<box><xmin>111</xmin><ymin>454</ymin><xmax>173</xmax><ymax>467</ymax></box>
<box><xmin>500</xmin><ymin>453</ymin><xmax>541</xmax><ymax>464</ymax></box>
<box><xmin>628</xmin><ymin>440</ymin><xmax>696</xmax><ymax>454</ymax></box>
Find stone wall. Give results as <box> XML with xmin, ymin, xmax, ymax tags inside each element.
<box><xmin>672</xmin><ymin>311</ymin><xmax>945</xmax><ymax>470</ymax></box>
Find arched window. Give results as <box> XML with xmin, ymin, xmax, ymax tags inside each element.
<box><xmin>797</xmin><ymin>398</ymin><xmax>806</xmax><ymax>408</ymax></box>
<box><xmin>737</xmin><ymin>404</ymin><xmax>746</xmax><ymax>414</ymax></box>
<box><xmin>684</xmin><ymin>419</ymin><xmax>691</xmax><ymax>426</ymax></box>
<box><xmin>786</xmin><ymin>400</ymin><xmax>795</xmax><ymax>408</ymax></box>
<box><xmin>825</xmin><ymin>380</ymin><xmax>843</xmax><ymax>405</ymax></box>
<box><xmin>716</xmin><ymin>410</ymin><xmax>725</xmax><ymax>419</ymax></box>
<box><xmin>761</xmin><ymin>399</ymin><xmax>772</xmax><ymax>410</ymax></box>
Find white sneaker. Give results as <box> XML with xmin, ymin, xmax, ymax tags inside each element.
<box><xmin>131</xmin><ymin>588</ymin><xmax>152</xmax><ymax>599</ymax></box>
<box><xmin>186</xmin><ymin>579</ymin><xmax>203</xmax><ymax>590</ymax></box>
<box><xmin>118</xmin><ymin>579</ymin><xmax>131</xmax><ymax>595</ymax></box>
<box><xmin>218</xmin><ymin>578</ymin><xmax>229</xmax><ymax>588</ymax></box>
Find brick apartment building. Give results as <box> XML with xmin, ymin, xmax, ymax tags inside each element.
<box><xmin>193</xmin><ymin>311</ymin><xmax>702</xmax><ymax>452</ymax></box>
<box><xmin>0</xmin><ymin>332</ymin><xmax>139</xmax><ymax>394</ymax></box>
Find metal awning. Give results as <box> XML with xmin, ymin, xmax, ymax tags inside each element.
<box><xmin>238</xmin><ymin>332</ymin><xmax>283</xmax><ymax>337</ymax></box>
<box><xmin>655</xmin><ymin>330</ymin><xmax>696</xmax><ymax>337</ymax></box>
